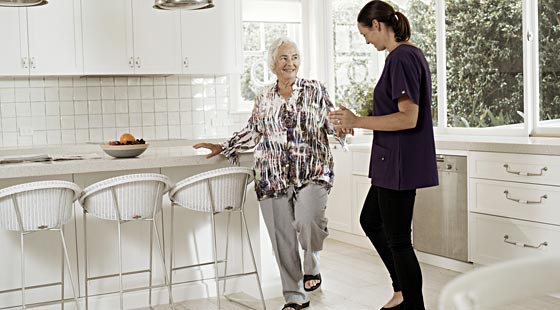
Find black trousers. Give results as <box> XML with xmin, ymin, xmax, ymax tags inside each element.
<box><xmin>360</xmin><ymin>185</ymin><xmax>425</xmax><ymax>310</ymax></box>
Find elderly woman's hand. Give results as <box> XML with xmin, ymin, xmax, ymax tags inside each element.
<box><xmin>193</xmin><ymin>143</ymin><xmax>223</xmax><ymax>159</ymax></box>
<box><xmin>329</xmin><ymin>105</ymin><xmax>358</xmax><ymax>129</ymax></box>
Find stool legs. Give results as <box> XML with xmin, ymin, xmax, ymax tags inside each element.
<box><xmin>59</xmin><ymin>228</ymin><xmax>81</xmax><ymax>310</ymax></box>
<box><xmin>117</xmin><ymin>221</ymin><xmax>124</xmax><ymax>310</ymax></box>
<box><xmin>222</xmin><ymin>211</ymin><xmax>267</xmax><ymax>310</ymax></box>
<box><xmin>152</xmin><ymin>214</ymin><xmax>175</xmax><ymax>310</ymax></box>
<box><xmin>210</xmin><ymin>212</ymin><xmax>221</xmax><ymax>309</ymax></box>
<box><xmin>20</xmin><ymin>233</ymin><xmax>26</xmax><ymax>310</ymax></box>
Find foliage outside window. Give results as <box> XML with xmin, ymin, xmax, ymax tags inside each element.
<box><xmin>332</xmin><ymin>0</ymin><xmax>437</xmax><ymax>124</ymax></box>
<box><xmin>445</xmin><ymin>0</ymin><xmax>524</xmax><ymax>128</ymax></box>
<box><xmin>538</xmin><ymin>0</ymin><xmax>560</xmax><ymax>128</ymax></box>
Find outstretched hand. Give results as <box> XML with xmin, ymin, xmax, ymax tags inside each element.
<box><xmin>329</xmin><ymin>104</ymin><xmax>358</xmax><ymax>130</ymax></box>
<box><xmin>193</xmin><ymin>143</ymin><xmax>223</xmax><ymax>159</ymax></box>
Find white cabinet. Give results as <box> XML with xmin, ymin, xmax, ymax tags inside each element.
<box><xmin>0</xmin><ymin>1</ymin><xmax>82</xmax><ymax>76</ymax></box>
<box><xmin>180</xmin><ymin>0</ymin><xmax>242</xmax><ymax>74</ymax></box>
<box><xmin>469</xmin><ymin>151</ymin><xmax>560</xmax><ymax>265</ymax></box>
<box><xmin>0</xmin><ymin>9</ymin><xmax>27</xmax><ymax>76</ymax></box>
<box><xmin>81</xmin><ymin>0</ymin><xmax>182</xmax><ymax>75</ymax></box>
<box><xmin>327</xmin><ymin>147</ymin><xmax>369</xmax><ymax>238</ymax></box>
<box><xmin>326</xmin><ymin>145</ymin><xmax>352</xmax><ymax>232</ymax></box>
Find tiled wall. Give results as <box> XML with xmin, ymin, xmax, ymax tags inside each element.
<box><xmin>0</xmin><ymin>76</ymin><xmax>250</xmax><ymax>147</ymax></box>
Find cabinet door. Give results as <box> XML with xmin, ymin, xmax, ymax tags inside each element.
<box><xmin>0</xmin><ymin>8</ymin><xmax>29</xmax><ymax>76</ymax></box>
<box><xmin>131</xmin><ymin>0</ymin><xmax>182</xmax><ymax>75</ymax></box>
<box><xmin>81</xmin><ymin>0</ymin><xmax>134</xmax><ymax>74</ymax></box>
<box><xmin>351</xmin><ymin>175</ymin><xmax>370</xmax><ymax>236</ymax></box>
<box><xmin>180</xmin><ymin>0</ymin><xmax>242</xmax><ymax>74</ymax></box>
<box><xmin>27</xmin><ymin>0</ymin><xmax>83</xmax><ymax>75</ymax></box>
<box><xmin>326</xmin><ymin>145</ymin><xmax>353</xmax><ymax>233</ymax></box>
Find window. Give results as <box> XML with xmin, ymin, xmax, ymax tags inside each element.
<box><xmin>330</xmin><ymin>0</ymin><xmax>437</xmax><ymax>124</ymax></box>
<box><xmin>537</xmin><ymin>0</ymin><xmax>560</xmax><ymax>130</ymax></box>
<box><xmin>234</xmin><ymin>0</ymin><xmax>302</xmax><ymax>111</ymax></box>
<box><xmin>445</xmin><ymin>0</ymin><xmax>524</xmax><ymax>129</ymax></box>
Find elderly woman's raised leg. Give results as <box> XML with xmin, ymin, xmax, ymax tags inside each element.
<box><xmin>293</xmin><ymin>183</ymin><xmax>329</xmax><ymax>291</ymax></box>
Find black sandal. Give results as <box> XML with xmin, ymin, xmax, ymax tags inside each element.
<box><xmin>282</xmin><ymin>301</ymin><xmax>310</xmax><ymax>310</ymax></box>
<box><xmin>303</xmin><ymin>273</ymin><xmax>322</xmax><ymax>292</ymax></box>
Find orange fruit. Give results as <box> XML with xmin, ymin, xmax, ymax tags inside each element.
<box><xmin>119</xmin><ymin>133</ymin><xmax>136</xmax><ymax>144</ymax></box>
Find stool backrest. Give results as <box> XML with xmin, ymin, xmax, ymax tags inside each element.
<box><xmin>438</xmin><ymin>254</ymin><xmax>560</xmax><ymax>310</ymax></box>
<box><xmin>0</xmin><ymin>181</ymin><xmax>81</xmax><ymax>232</ymax></box>
<box><xmin>169</xmin><ymin>167</ymin><xmax>254</xmax><ymax>213</ymax></box>
<box><xmin>79</xmin><ymin>173</ymin><xmax>172</xmax><ymax>221</ymax></box>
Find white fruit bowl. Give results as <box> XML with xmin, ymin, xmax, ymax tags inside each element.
<box><xmin>100</xmin><ymin>144</ymin><xmax>149</xmax><ymax>158</ymax></box>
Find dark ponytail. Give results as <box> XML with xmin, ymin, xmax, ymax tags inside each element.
<box><xmin>357</xmin><ymin>0</ymin><xmax>411</xmax><ymax>42</ymax></box>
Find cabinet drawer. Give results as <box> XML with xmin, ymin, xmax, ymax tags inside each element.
<box><xmin>469</xmin><ymin>152</ymin><xmax>560</xmax><ymax>185</ymax></box>
<box><xmin>470</xmin><ymin>213</ymin><xmax>560</xmax><ymax>265</ymax></box>
<box><xmin>469</xmin><ymin>179</ymin><xmax>560</xmax><ymax>226</ymax></box>
<box><xmin>352</xmin><ymin>151</ymin><xmax>370</xmax><ymax>176</ymax></box>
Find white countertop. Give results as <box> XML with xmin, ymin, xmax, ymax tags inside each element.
<box><xmin>3</xmin><ymin>135</ymin><xmax>560</xmax><ymax>179</ymax></box>
<box><xmin>346</xmin><ymin>134</ymin><xmax>560</xmax><ymax>155</ymax></box>
<box><xmin>0</xmin><ymin>139</ymin><xmax>253</xmax><ymax>179</ymax></box>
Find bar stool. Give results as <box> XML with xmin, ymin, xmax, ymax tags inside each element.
<box><xmin>168</xmin><ymin>167</ymin><xmax>266</xmax><ymax>310</ymax></box>
<box><xmin>0</xmin><ymin>180</ymin><xmax>81</xmax><ymax>310</ymax></box>
<box><xmin>79</xmin><ymin>173</ymin><xmax>174</xmax><ymax>310</ymax></box>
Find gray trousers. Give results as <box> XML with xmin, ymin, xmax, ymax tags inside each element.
<box><xmin>259</xmin><ymin>184</ymin><xmax>329</xmax><ymax>304</ymax></box>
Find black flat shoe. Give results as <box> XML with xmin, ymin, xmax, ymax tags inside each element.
<box><xmin>282</xmin><ymin>301</ymin><xmax>310</xmax><ymax>310</ymax></box>
<box><xmin>303</xmin><ymin>273</ymin><xmax>322</xmax><ymax>292</ymax></box>
<box><xmin>380</xmin><ymin>301</ymin><xmax>404</xmax><ymax>310</ymax></box>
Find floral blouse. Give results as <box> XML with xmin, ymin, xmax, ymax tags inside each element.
<box><xmin>221</xmin><ymin>78</ymin><xmax>346</xmax><ymax>201</ymax></box>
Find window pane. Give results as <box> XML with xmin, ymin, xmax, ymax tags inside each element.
<box><xmin>445</xmin><ymin>0</ymin><xmax>523</xmax><ymax>128</ymax></box>
<box><xmin>241</xmin><ymin>22</ymin><xmax>299</xmax><ymax>104</ymax></box>
<box><xmin>332</xmin><ymin>0</ymin><xmax>437</xmax><ymax>125</ymax></box>
<box><xmin>332</xmin><ymin>0</ymin><xmax>378</xmax><ymax>117</ymax></box>
<box><xmin>403</xmin><ymin>0</ymin><xmax>437</xmax><ymax>126</ymax></box>
<box><xmin>538</xmin><ymin>0</ymin><xmax>560</xmax><ymax>128</ymax></box>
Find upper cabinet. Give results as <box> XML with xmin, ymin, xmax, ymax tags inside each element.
<box><xmin>180</xmin><ymin>0</ymin><xmax>242</xmax><ymax>74</ymax></box>
<box><xmin>81</xmin><ymin>0</ymin><xmax>182</xmax><ymax>75</ymax></box>
<box><xmin>0</xmin><ymin>1</ymin><xmax>82</xmax><ymax>76</ymax></box>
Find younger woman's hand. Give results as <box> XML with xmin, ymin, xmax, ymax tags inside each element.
<box><xmin>329</xmin><ymin>105</ymin><xmax>358</xmax><ymax>129</ymax></box>
<box><xmin>193</xmin><ymin>143</ymin><xmax>223</xmax><ymax>159</ymax></box>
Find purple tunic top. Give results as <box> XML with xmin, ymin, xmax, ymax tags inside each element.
<box><xmin>369</xmin><ymin>44</ymin><xmax>438</xmax><ymax>190</ymax></box>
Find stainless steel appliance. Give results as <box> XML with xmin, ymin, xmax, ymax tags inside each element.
<box><xmin>413</xmin><ymin>154</ymin><xmax>468</xmax><ymax>262</ymax></box>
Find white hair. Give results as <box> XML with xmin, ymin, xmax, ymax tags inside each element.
<box><xmin>267</xmin><ymin>37</ymin><xmax>300</xmax><ymax>72</ymax></box>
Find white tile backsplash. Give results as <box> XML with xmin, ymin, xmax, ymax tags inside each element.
<box><xmin>0</xmin><ymin>75</ymin><xmax>248</xmax><ymax>147</ymax></box>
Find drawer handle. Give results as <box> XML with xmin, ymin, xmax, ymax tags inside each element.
<box><xmin>503</xmin><ymin>234</ymin><xmax>548</xmax><ymax>249</ymax></box>
<box><xmin>503</xmin><ymin>190</ymin><xmax>548</xmax><ymax>204</ymax></box>
<box><xmin>503</xmin><ymin>164</ymin><xmax>548</xmax><ymax>176</ymax></box>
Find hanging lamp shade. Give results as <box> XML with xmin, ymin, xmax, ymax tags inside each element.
<box><xmin>0</xmin><ymin>0</ymin><xmax>47</xmax><ymax>7</ymax></box>
<box><xmin>154</xmin><ymin>0</ymin><xmax>213</xmax><ymax>10</ymax></box>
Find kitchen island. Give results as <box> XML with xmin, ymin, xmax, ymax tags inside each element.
<box><xmin>0</xmin><ymin>140</ymin><xmax>280</xmax><ymax>310</ymax></box>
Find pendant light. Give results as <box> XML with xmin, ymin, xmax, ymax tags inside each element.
<box><xmin>0</xmin><ymin>0</ymin><xmax>47</xmax><ymax>7</ymax></box>
<box><xmin>154</xmin><ymin>0</ymin><xmax>213</xmax><ymax>10</ymax></box>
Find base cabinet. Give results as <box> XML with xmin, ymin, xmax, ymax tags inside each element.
<box><xmin>469</xmin><ymin>151</ymin><xmax>560</xmax><ymax>265</ymax></box>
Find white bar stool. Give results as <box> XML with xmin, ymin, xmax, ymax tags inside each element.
<box><xmin>168</xmin><ymin>167</ymin><xmax>266</xmax><ymax>310</ymax></box>
<box><xmin>79</xmin><ymin>173</ymin><xmax>175</xmax><ymax>310</ymax></box>
<box><xmin>0</xmin><ymin>180</ymin><xmax>82</xmax><ymax>310</ymax></box>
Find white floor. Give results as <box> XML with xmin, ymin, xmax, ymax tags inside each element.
<box><xmin>134</xmin><ymin>238</ymin><xmax>560</xmax><ymax>310</ymax></box>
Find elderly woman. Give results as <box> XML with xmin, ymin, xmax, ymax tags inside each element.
<box><xmin>194</xmin><ymin>37</ymin><xmax>347</xmax><ymax>310</ymax></box>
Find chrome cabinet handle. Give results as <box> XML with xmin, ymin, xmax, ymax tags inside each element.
<box><xmin>183</xmin><ymin>57</ymin><xmax>189</xmax><ymax>68</ymax></box>
<box><xmin>135</xmin><ymin>57</ymin><xmax>141</xmax><ymax>69</ymax></box>
<box><xmin>129</xmin><ymin>57</ymin><xmax>134</xmax><ymax>68</ymax></box>
<box><xmin>503</xmin><ymin>234</ymin><xmax>548</xmax><ymax>249</ymax></box>
<box><xmin>503</xmin><ymin>164</ymin><xmax>548</xmax><ymax>176</ymax></box>
<box><xmin>503</xmin><ymin>190</ymin><xmax>548</xmax><ymax>204</ymax></box>
<box><xmin>30</xmin><ymin>57</ymin><xmax>36</xmax><ymax>69</ymax></box>
<box><xmin>21</xmin><ymin>57</ymin><xmax>28</xmax><ymax>68</ymax></box>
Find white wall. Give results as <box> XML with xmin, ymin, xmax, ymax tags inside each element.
<box><xmin>0</xmin><ymin>75</ymin><xmax>251</xmax><ymax>147</ymax></box>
